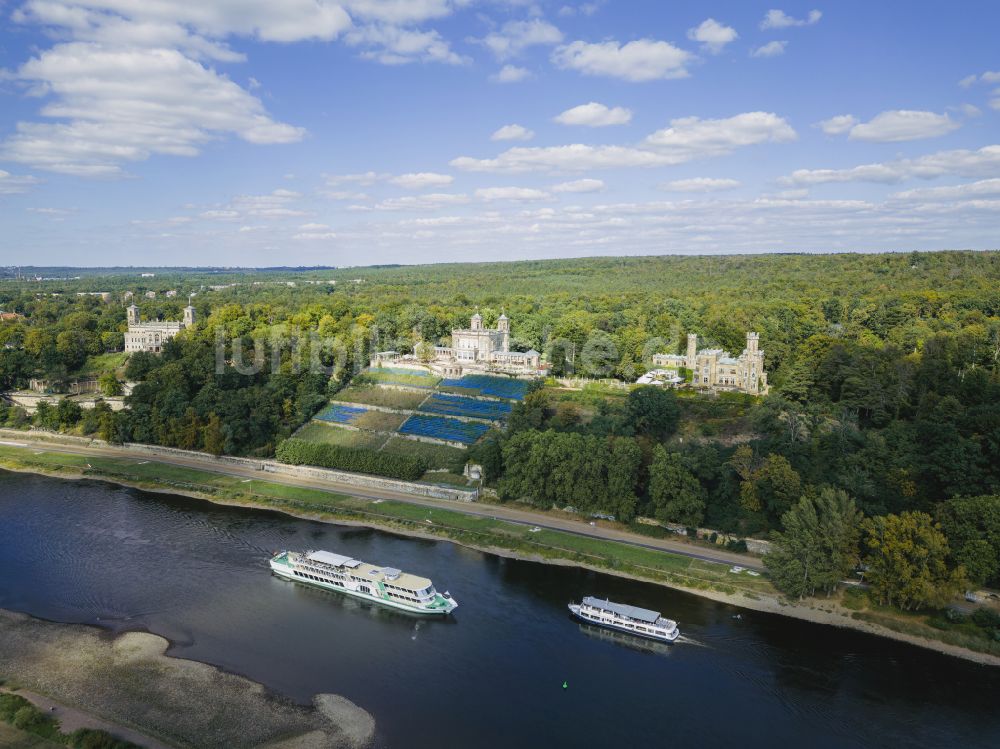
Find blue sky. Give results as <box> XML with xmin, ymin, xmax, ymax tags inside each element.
<box><xmin>0</xmin><ymin>1</ymin><xmax>998</xmax><ymax>267</ymax></box>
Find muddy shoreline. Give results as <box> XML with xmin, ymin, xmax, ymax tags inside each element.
<box><xmin>0</xmin><ymin>609</ymin><xmax>375</xmax><ymax>749</ymax></box>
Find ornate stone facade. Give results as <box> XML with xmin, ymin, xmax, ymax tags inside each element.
<box><xmin>431</xmin><ymin>311</ymin><xmax>542</xmax><ymax>377</ymax></box>
<box><xmin>652</xmin><ymin>331</ymin><xmax>768</xmax><ymax>395</ymax></box>
<box><xmin>124</xmin><ymin>300</ymin><xmax>196</xmax><ymax>354</ymax></box>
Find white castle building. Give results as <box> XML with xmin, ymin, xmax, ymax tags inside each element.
<box><xmin>125</xmin><ymin>299</ymin><xmax>195</xmax><ymax>354</ymax></box>
<box><xmin>429</xmin><ymin>311</ymin><xmax>541</xmax><ymax>377</ymax></box>
<box><xmin>652</xmin><ymin>332</ymin><xmax>768</xmax><ymax>395</ymax></box>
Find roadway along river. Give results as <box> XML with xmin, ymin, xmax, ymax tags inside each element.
<box><xmin>2</xmin><ymin>470</ymin><xmax>999</xmax><ymax>748</ymax></box>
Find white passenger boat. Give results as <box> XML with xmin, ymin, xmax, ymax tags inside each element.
<box><xmin>270</xmin><ymin>550</ymin><xmax>457</xmax><ymax>615</ymax></box>
<box><xmin>568</xmin><ymin>597</ymin><xmax>679</xmax><ymax>642</ymax></box>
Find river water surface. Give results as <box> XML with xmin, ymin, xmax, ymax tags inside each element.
<box><xmin>1</xmin><ymin>470</ymin><xmax>999</xmax><ymax>748</ymax></box>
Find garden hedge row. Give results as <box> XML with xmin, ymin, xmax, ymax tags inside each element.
<box><xmin>276</xmin><ymin>438</ymin><xmax>427</xmax><ymax>481</ymax></box>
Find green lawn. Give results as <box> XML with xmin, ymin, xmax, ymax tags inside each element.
<box><xmin>76</xmin><ymin>352</ymin><xmax>128</xmax><ymax>377</ymax></box>
<box><xmin>363</xmin><ymin>369</ymin><xmax>440</xmax><ymax>388</ymax></box>
<box><xmin>420</xmin><ymin>470</ymin><xmax>471</xmax><ymax>487</ymax></box>
<box><xmin>294</xmin><ymin>422</ymin><xmax>387</xmax><ymax>449</ymax></box>
<box><xmin>0</xmin><ymin>722</ymin><xmax>64</xmax><ymax>749</ymax></box>
<box><xmin>354</xmin><ymin>410</ymin><xmax>405</xmax><ymax>432</ymax></box>
<box><xmin>334</xmin><ymin>385</ymin><xmax>428</xmax><ymax>410</ymax></box>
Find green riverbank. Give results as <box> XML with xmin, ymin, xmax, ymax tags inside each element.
<box><xmin>1</xmin><ymin>443</ymin><xmax>998</xmax><ymax>668</ymax></box>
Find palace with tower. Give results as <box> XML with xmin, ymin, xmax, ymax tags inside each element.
<box><xmin>124</xmin><ymin>298</ymin><xmax>196</xmax><ymax>354</ymax></box>
<box><xmin>433</xmin><ymin>310</ymin><xmax>542</xmax><ymax>377</ymax></box>
<box><xmin>652</xmin><ymin>331</ymin><xmax>768</xmax><ymax>395</ymax></box>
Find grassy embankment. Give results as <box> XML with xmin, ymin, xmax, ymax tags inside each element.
<box><xmin>0</xmin><ymin>444</ymin><xmax>768</xmax><ymax>599</ymax></box>
<box><xmin>839</xmin><ymin>587</ymin><xmax>1000</xmax><ymax>658</ymax></box>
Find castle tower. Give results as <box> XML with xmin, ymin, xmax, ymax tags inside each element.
<box><xmin>183</xmin><ymin>296</ymin><xmax>196</xmax><ymax>328</ymax></box>
<box><xmin>747</xmin><ymin>331</ymin><xmax>759</xmax><ymax>355</ymax></box>
<box><xmin>127</xmin><ymin>303</ymin><xmax>140</xmax><ymax>327</ymax></box>
<box><xmin>471</xmin><ymin>309</ymin><xmax>482</xmax><ymax>331</ymax></box>
<box><xmin>498</xmin><ymin>311</ymin><xmax>509</xmax><ymax>352</ymax></box>
<box><xmin>686</xmin><ymin>333</ymin><xmax>697</xmax><ymax>369</ymax></box>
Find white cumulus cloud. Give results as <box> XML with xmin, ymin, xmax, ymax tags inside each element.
<box><xmin>475</xmin><ymin>187</ymin><xmax>552</xmax><ymax>201</ymax></box>
<box><xmin>959</xmin><ymin>70</ymin><xmax>1000</xmax><ymax>88</ymax></box>
<box><xmin>780</xmin><ymin>145</ymin><xmax>1000</xmax><ymax>186</ymax></box>
<box><xmin>0</xmin><ymin>169</ymin><xmax>41</xmax><ymax>194</ymax></box>
<box><xmin>890</xmin><ymin>178</ymin><xmax>1000</xmax><ymax>201</ymax></box>
<box><xmin>817</xmin><ymin>114</ymin><xmax>859</xmax><ymax>135</ymax></box>
<box><xmin>660</xmin><ymin>178</ymin><xmax>741</xmax><ymax>192</ymax></box>
<box><xmin>554</xmin><ymin>102</ymin><xmax>632</xmax><ymax>127</ymax></box>
<box><xmin>492</xmin><ymin>124</ymin><xmax>535</xmax><ymax>141</ymax></box>
<box><xmin>491</xmin><ymin>64</ymin><xmax>531</xmax><ymax>83</ymax></box>
<box><xmin>751</xmin><ymin>40</ymin><xmax>787</xmax><ymax>58</ymax></box>
<box><xmin>643</xmin><ymin>112</ymin><xmax>797</xmax><ymax>155</ymax></box>
<box><xmin>760</xmin><ymin>9</ymin><xmax>822</xmax><ymax>30</ymax></box>
<box><xmin>389</xmin><ymin>172</ymin><xmax>454</xmax><ymax>189</ymax></box>
<box><xmin>551</xmin><ymin>38</ymin><xmax>692</xmax><ymax>82</ymax></box>
<box><xmin>1</xmin><ymin>43</ymin><xmax>303</xmax><ymax>176</ymax></box>
<box><xmin>551</xmin><ymin>178</ymin><xmax>605</xmax><ymax>193</ymax></box>
<box><xmin>687</xmin><ymin>19</ymin><xmax>738</xmax><ymax>54</ymax></box>
<box><xmin>453</xmin><ymin>111</ymin><xmax>796</xmax><ymax>173</ymax></box>
<box><xmin>480</xmin><ymin>19</ymin><xmax>563</xmax><ymax>60</ymax></box>
<box><xmin>848</xmin><ymin>110</ymin><xmax>960</xmax><ymax>142</ymax></box>
<box><xmin>345</xmin><ymin>24</ymin><xmax>466</xmax><ymax>65</ymax></box>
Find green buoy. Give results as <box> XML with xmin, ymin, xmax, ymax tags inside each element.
<box><xmin>562</xmin><ymin>681</ymin><xmax>568</xmax><ymax>690</ymax></box>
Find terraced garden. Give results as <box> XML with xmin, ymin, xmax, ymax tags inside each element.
<box><xmin>439</xmin><ymin>374</ymin><xmax>529</xmax><ymax>400</ymax></box>
<box><xmin>381</xmin><ymin>436</ymin><xmax>467</xmax><ymax>468</ymax></box>
<box><xmin>314</xmin><ymin>404</ymin><xmax>368</xmax><ymax>425</ymax></box>
<box><xmin>290</xmin><ymin>422</ymin><xmax>387</xmax><ymax>449</ymax></box>
<box><xmin>419</xmin><ymin>393</ymin><xmax>512</xmax><ymax>420</ymax></box>
<box><xmin>298</xmin><ymin>369</ymin><xmax>532</xmax><ymax>469</ymax></box>
<box><xmin>334</xmin><ymin>385</ymin><xmax>429</xmax><ymax>410</ymax></box>
<box><xmin>399</xmin><ymin>414</ymin><xmax>490</xmax><ymax>444</ymax></box>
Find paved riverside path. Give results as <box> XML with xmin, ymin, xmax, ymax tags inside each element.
<box><xmin>0</xmin><ymin>434</ymin><xmax>764</xmax><ymax>571</ymax></box>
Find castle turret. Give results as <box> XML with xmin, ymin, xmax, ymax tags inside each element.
<box><xmin>498</xmin><ymin>311</ymin><xmax>509</xmax><ymax>351</ymax></box>
<box><xmin>471</xmin><ymin>310</ymin><xmax>482</xmax><ymax>331</ymax></box>
<box><xmin>686</xmin><ymin>333</ymin><xmax>697</xmax><ymax>369</ymax></box>
<box><xmin>746</xmin><ymin>331</ymin><xmax>759</xmax><ymax>355</ymax></box>
<box><xmin>127</xmin><ymin>303</ymin><xmax>140</xmax><ymax>326</ymax></box>
<box><xmin>183</xmin><ymin>296</ymin><xmax>196</xmax><ymax>327</ymax></box>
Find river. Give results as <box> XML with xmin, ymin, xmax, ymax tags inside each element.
<box><xmin>1</xmin><ymin>470</ymin><xmax>998</xmax><ymax>748</ymax></box>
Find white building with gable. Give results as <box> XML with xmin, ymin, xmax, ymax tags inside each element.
<box><xmin>124</xmin><ymin>299</ymin><xmax>196</xmax><ymax>354</ymax></box>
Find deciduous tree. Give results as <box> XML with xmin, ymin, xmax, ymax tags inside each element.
<box><xmin>765</xmin><ymin>488</ymin><xmax>863</xmax><ymax>598</ymax></box>
<box><xmin>862</xmin><ymin>511</ymin><xmax>965</xmax><ymax>610</ymax></box>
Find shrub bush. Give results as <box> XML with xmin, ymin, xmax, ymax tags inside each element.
<box><xmin>11</xmin><ymin>704</ymin><xmax>59</xmax><ymax>738</ymax></box>
<box><xmin>67</xmin><ymin>727</ymin><xmax>142</xmax><ymax>749</ymax></box>
<box><xmin>276</xmin><ymin>438</ymin><xmax>426</xmax><ymax>481</ymax></box>
<box><xmin>972</xmin><ymin>608</ymin><xmax>1000</xmax><ymax>629</ymax></box>
<box><xmin>0</xmin><ymin>693</ymin><xmax>30</xmax><ymax>722</ymax></box>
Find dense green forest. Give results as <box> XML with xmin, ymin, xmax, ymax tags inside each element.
<box><xmin>2</xmin><ymin>251</ymin><xmax>1000</xmax><ymax>607</ymax></box>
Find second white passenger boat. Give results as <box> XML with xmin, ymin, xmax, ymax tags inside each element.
<box><xmin>568</xmin><ymin>596</ymin><xmax>679</xmax><ymax>642</ymax></box>
<box><xmin>270</xmin><ymin>549</ymin><xmax>457</xmax><ymax>615</ymax></box>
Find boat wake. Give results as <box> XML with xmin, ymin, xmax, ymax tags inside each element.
<box><xmin>674</xmin><ymin>635</ymin><xmax>709</xmax><ymax>648</ymax></box>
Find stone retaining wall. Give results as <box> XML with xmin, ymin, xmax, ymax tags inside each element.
<box><xmin>2</xmin><ymin>392</ymin><xmax>127</xmax><ymax>413</ymax></box>
<box><xmin>637</xmin><ymin>516</ymin><xmax>771</xmax><ymax>556</ymax></box>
